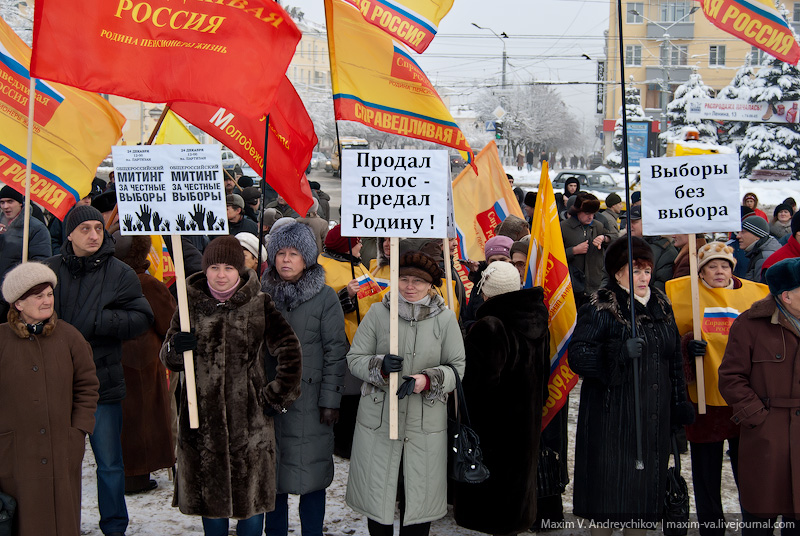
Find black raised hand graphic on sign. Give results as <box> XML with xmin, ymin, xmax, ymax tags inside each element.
<box><xmin>176</xmin><ymin>214</ymin><xmax>187</xmax><ymax>231</ymax></box>
<box><xmin>217</xmin><ymin>218</ymin><xmax>226</xmax><ymax>231</ymax></box>
<box><xmin>163</xmin><ymin>221</ymin><xmax>170</xmax><ymax>231</ymax></box>
<box><xmin>190</xmin><ymin>204</ymin><xmax>206</xmax><ymax>231</ymax></box>
<box><xmin>189</xmin><ymin>220</ymin><xmax>197</xmax><ymax>231</ymax></box>
<box><xmin>152</xmin><ymin>212</ymin><xmax>163</xmax><ymax>232</ymax></box>
<box><xmin>136</xmin><ymin>205</ymin><xmax>152</xmax><ymax>232</ymax></box>
<box><xmin>206</xmin><ymin>211</ymin><xmax>216</xmax><ymax>232</ymax></box>
<box><xmin>123</xmin><ymin>214</ymin><xmax>134</xmax><ymax>232</ymax></box>
<box><xmin>136</xmin><ymin>222</ymin><xmax>143</xmax><ymax>231</ymax></box>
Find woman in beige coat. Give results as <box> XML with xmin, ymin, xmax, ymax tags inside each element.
<box><xmin>0</xmin><ymin>262</ymin><xmax>99</xmax><ymax>536</ymax></box>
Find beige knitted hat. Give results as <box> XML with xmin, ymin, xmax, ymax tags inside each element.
<box><xmin>697</xmin><ymin>241</ymin><xmax>737</xmax><ymax>270</ymax></box>
<box><xmin>481</xmin><ymin>261</ymin><xmax>521</xmax><ymax>299</ymax></box>
<box><xmin>2</xmin><ymin>262</ymin><xmax>58</xmax><ymax>303</ymax></box>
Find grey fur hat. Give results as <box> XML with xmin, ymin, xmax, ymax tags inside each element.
<box><xmin>267</xmin><ymin>221</ymin><xmax>318</xmax><ymax>268</ymax></box>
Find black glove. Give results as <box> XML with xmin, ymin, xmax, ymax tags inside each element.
<box><xmin>172</xmin><ymin>331</ymin><xmax>197</xmax><ymax>353</ymax></box>
<box><xmin>397</xmin><ymin>376</ymin><xmax>416</xmax><ymax>399</ymax></box>
<box><xmin>622</xmin><ymin>337</ymin><xmax>645</xmax><ymax>361</ymax></box>
<box><xmin>687</xmin><ymin>339</ymin><xmax>707</xmax><ymax>358</ymax></box>
<box><xmin>671</xmin><ymin>400</ymin><xmax>696</xmax><ymax>429</ymax></box>
<box><xmin>381</xmin><ymin>353</ymin><xmax>403</xmax><ymax>375</ymax></box>
<box><xmin>320</xmin><ymin>408</ymin><xmax>340</xmax><ymax>426</ymax></box>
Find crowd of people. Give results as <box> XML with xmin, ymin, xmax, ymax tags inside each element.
<box><xmin>0</xmin><ymin>170</ymin><xmax>799</xmax><ymax>536</ymax></box>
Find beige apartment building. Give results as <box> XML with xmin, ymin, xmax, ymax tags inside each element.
<box><xmin>601</xmin><ymin>0</ymin><xmax>793</xmax><ymax>156</ymax></box>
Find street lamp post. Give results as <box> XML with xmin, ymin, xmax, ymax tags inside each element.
<box><xmin>471</xmin><ymin>22</ymin><xmax>508</xmax><ymax>88</ymax></box>
<box><xmin>628</xmin><ymin>7</ymin><xmax>699</xmax><ymax>134</ymax></box>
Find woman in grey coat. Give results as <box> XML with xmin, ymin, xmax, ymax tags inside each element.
<box><xmin>346</xmin><ymin>251</ymin><xmax>465</xmax><ymax>536</ymax></box>
<box><xmin>261</xmin><ymin>222</ymin><xmax>348</xmax><ymax>536</ymax></box>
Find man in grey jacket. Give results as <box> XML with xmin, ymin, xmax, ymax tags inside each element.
<box><xmin>561</xmin><ymin>192</ymin><xmax>607</xmax><ymax>307</ymax></box>
<box><xmin>739</xmin><ymin>215</ymin><xmax>781</xmax><ymax>283</ymax></box>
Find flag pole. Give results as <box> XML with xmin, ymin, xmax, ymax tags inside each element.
<box><xmin>615</xmin><ymin>0</ymin><xmax>644</xmax><ymax>471</ymax></box>
<box><xmin>22</xmin><ymin>75</ymin><xmax>36</xmax><ymax>262</ymax></box>
<box><xmin>688</xmin><ymin>235</ymin><xmax>707</xmax><ymax>413</ymax></box>
<box><xmin>389</xmin><ymin>236</ymin><xmax>399</xmax><ymax>440</ymax></box>
<box><xmin>146</xmin><ymin>105</ymin><xmax>171</xmax><ymax>146</ymax></box>
<box><xmin>257</xmin><ymin>115</ymin><xmax>270</xmax><ymax>274</ymax></box>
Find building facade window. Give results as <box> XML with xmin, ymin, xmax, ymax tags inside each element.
<box><xmin>660</xmin><ymin>1</ymin><xmax>691</xmax><ymax>22</ymax></box>
<box><xmin>627</xmin><ymin>2</ymin><xmax>644</xmax><ymax>23</ymax></box>
<box><xmin>709</xmin><ymin>45</ymin><xmax>726</xmax><ymax>66</ymax></box>
<box><xmin>660</xmin><ymin>44</ymin><xmax>688</xmax><ymax>66</ymax></box>
<box><xmin>626</xmin><ymin>45</ymin><xmax>642</xmax><ymax>66</ymax></box>
<box><xmin>750</xmin><ymin>46</ymin><xmax>769</xmax><ymax>65</ymax></box>
<box><xmin>794</xmin><ymin>2</ymin><xmax>800</xmax><ymax>21</ymax></box>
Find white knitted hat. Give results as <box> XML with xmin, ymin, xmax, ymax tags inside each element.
<box><xmin>235</xmin><ymin>232</ymin><xmax>267</xmax><ymax>262</ymax></box>
<box><xmin>2</xmin><ymin>262</ymin><xmax>58</xmax><ymax>303</ymax></box>
<box><xmin>480</xmin><ymin>261</ymin><xmax>520</xmax><ymax>299</ymax></box>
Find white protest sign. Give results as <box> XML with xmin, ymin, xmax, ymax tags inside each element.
<box><xmin>640</xmin><ymin>153</ymin><xmax>741</xmax><ymax>236</ymax></box>
<box><xmin>446</xmin><ymin>178</ymin><xmax>457</xmax><ymax>239</ymax></box>
<box><xmin>341</xmin><ymin>150</ymin><xmax>448</xmax><ymax>238</ymax></box>
<box><xmin>112</xmin><ymin>145</ymin><xmax>228</xmax><ymax>236</ymax></box>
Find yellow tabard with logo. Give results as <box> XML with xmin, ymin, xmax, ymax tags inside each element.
<box><xmin>666</xmin><ymin>275</ymin><xmax>769</xmax><ymax>405</ymax></box>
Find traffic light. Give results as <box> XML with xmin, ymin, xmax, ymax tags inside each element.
<box><xmin>495</xmin><ymin>122</ymin><xmax>503</xmax><ymax>139</ymax></box>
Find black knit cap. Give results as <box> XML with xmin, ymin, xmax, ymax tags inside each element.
<box><xmin>605</xmin><ymin>236</ymin><xmax>654</xmax><ymax>279</ymax></box>
<box><xmin>0</xmin><ymin>185</ymin><xmax>23</xmax><ymax>204</ymax></box>
<box><xmin>65</xmin><ymin>205</ymin><xmax>104</xmax><ymax>237</ymax></box>
<box><xmin>202</xmin><ymin>235</ymin><xmax>245</xmax><ymax>272</ymax></box>
<box><xmin>399</xmin><ymin>251</ymin><xmax>443</xmax><ymax>287</ymax></box>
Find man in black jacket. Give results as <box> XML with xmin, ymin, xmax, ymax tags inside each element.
<box><xmin>46</xmin><ymin>205</ymin><xmax>153</xmax><ymax>536</ymax></box>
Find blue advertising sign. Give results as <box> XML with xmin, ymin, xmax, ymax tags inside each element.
<box><xmin>626</xmin><ymin>121</ymin><xmax>649</xmax><ymax>166</ymax></box>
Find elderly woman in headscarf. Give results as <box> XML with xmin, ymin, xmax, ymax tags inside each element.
<box><xmin>569</xmin><ymin>237</ymin><xmax>693</xmax><ymax>533</ymax></box>
<box><xmin>346</xmin><ymin>251</ymin><xmax>465</xmax><ymax>536</ymax></box>
<box><xmin>0</xmin><ymin>262</ymin><xmax>99</xmax><ymax>536</ymax></box>
<box><xmin>261</xmin><ymin>222</ymin><xmax>348</xmax><ymax>536</ymax></box>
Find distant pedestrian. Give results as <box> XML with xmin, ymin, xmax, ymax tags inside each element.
<box><xmin>526</xmin><ymin>149</ymin><xmax>535</xmax><ymax>172</ymax></box>
<box><xmin>516</xmin><ymin>152</ymin><xmax>525</xmax><ymax>171</ymax></box>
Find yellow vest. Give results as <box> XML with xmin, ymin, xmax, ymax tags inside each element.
<box><xmin>370</xmin><ymin>263</ymin><xmax>461</xmax><ymax>318</ymax></box>
<box><xmin>666</xmin><ymin>275</ymin><xmax>769</xmax><ymax>406</ymax></box>
<box><xmin>319</xmin><ymin>254</ymin><xmax>385</xmax><ymax>343</ymax></box>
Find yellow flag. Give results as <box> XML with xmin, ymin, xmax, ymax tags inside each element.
<box><xmin>326</xmin><ymin>0</ymin><xmax>474</xmax><ymax>166</ymax></box>
<box><xmin>451</xmin><ymin>141</ymin><xmax>523</xmax><ymax>262</ymax></box>
<box><xmin>527</xmin><ymin>161</ymin><xmax>578</xmax><ymax>429</ymax></box>
<box><xmin>0</xmin><ymin>17</ymin><xmax>124</xmax><ymax>220</ymax></box>
<box><xmin>155</xmin><ymin>111</ymin><xmax>200</xmax><ymax>145</ymax></box>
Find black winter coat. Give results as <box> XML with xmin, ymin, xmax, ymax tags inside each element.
<box><xmin>569</xmin><ymin>283</ymin><xmax>689</xmax><ymax>523</ymax></box>
<box><xmin>47</xmin><ymin>234</ymin><xmax>154</xmax><ymax>403</ymax></box>
<box><xmin>453</xmin><ymin>288</ymin><xmax>550</xmax><ymax>535</ymax></box>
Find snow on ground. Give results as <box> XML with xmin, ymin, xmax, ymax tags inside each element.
<box><xmin>79</xmin><ymin>385</ymin><xmax>743</xmax><ymax>536</ymax></box>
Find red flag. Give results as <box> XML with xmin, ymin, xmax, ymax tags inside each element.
<box><xmin>30</xmin><ymin>0</ymin><xmax>300</xmax><ymax>118</ymax></box>
<box><xmin>170</xmin><ymin>77</ymin><xmax>316</xmax><ymax>216</ymax></box>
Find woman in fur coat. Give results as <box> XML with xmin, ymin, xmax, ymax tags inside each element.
<box><xmin>0</xmin><ymin>262</ymin><xmax>99</xmax><ymax>536</ymax></box>
<box><xmin>261</xmin><ymin>222</ymin><xmax>348</xmax><ymax>536</ymax></box>
<box><xmin>569</xmin><ymin>237</ymin><xmax>694</xmax><ymax>532</ymax></box>
<box><xmin>160</xmin><ymin>236</ymin><xmax>302</xmax><ymax>536</ymax></box>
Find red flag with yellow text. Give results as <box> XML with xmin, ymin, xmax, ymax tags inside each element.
<box><xmin>30</xmin><ymin>0</ymin><xmax>300</xmax><ymax>118</ymax></box>
<box><xmin>326</xmin><ymin>0</ymin><xmax>474</xmax><ymax>167</ymax></box>
<box><xmin>170</xmin><ymin>76</ymin><xmax>316</xmax><ymax>216</ymax></box>
<box><xmin>343</xmin><ymin>0</ymin><xmax>453</xmax><ymax>53</ymax></box>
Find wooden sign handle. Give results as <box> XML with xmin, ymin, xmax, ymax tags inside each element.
<box><xmin>389</xmin><ymin>237</ymin><xmax>399</xmax><ymax>440</ymax></box>
<box><xmin>688</xmin><ymin>234</ymin><xmax>706</xmax><ymax>414</ymax></box>
<box><xmin>172</xmin><ymin>234</ymin><xmax>200</xmax><ymax>428</ymax></box>
<box><xmin>443</xmin><ymin>238</ymin><xmax>455</xmax><ymax>311</ymax></box>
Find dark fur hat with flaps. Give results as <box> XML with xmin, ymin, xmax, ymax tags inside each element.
<box><xmin>569</xmin><ymin>192</ymin><xmax>601</xmax><ymax>216</ymax></box>
<box><xmin>267</xmin><ymin>221</ymin><xmax>318</xmax><ymax>268</ymax></box>
<box><xmin>604</xmin><ymin>236</ymin><xmax>654</xmax><ymax>278</ymax></box>
<box><xmin>399</xmin><ymin>251</ymin><xmax>443</xmax><ymax>288</ymax></box>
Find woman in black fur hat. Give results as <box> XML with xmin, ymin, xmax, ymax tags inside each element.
<box><xmin>568</xmin><ymin>236</ymin><xmax>694</xmax><ymax>531</ymax></box>
<box><xmin>260</xmin><ymin>222</ymin><xmax>348</xmax><ymax>536</ymax></box>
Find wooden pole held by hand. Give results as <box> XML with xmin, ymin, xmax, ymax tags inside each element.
<box><xmin>171</xmin><ymin>234</ymin><xmax>200</xmax><ymax>428</ymax></box>
<box><xmin>389</xmin><ymin>237</ymin><xmax>399</xmax><ymax>440</ymax></box>
<box><xmin>688</xmin><ymin>234</ymin><xmax>706</xmax><ymax>414</ymax></box>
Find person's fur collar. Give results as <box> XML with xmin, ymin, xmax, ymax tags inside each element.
<box><xmin>591</xmin><ymin>282</ymin><xmax>673</xmax><ymax>327</ymax></box>
<box><xmin>7</xmin><ymin>307</ymin><xmax>57</xmax><ymax>339</ymax></box>
<box><xmin>748</xmin><ymin>294</ymin><xmax>778</xmax><ymax>319</ymax></box>
<box><xmin>261</xmin><ymin>263</ymin><xmax>326</xmax><ymax>311</ymax></box>
<box><xmin>187</xmin><ymin>268</ymin><xmax>261</xmax><ymax>316</ymax></box>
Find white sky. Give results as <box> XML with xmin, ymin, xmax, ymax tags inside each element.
<box><xmin>286</xmin><ymin>0</ymin><xmax>612</xmax><ymax>120</ymax></box>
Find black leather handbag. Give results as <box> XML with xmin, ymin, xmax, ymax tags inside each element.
<box><xmin>445</xmin><ymin>364</ymin><xmax>490</xmax><ymax>484</ymax></box>
<box><xmin>536</xmin><ymin>444</ymin><xmax>567</xmax><ymax>497</ymax></box>
<box><xmin>663</xmin><ymin>435</ymin><xmax>689</xmax><ymax>536</ymax></box>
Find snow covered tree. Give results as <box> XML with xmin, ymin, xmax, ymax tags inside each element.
<box><xmin>717</xmin><ymin>58</ymin><xmax>756</xmax><ymax>150</ymax></box>
<box><xmin>659</xmin><ymin>72</ymin><xmax>718</xmax><ymax>145</ymax></box>
<box><xmin>606</xmin><ymin>85</ymin><xmax>649</xmax><ymax>168</ymax></box>
<box><xmin>739</xmin><ymin>54</ymin><xmax>800</xmax><ymax>180</ymax></box>
<box><xmin>0</xmin><ymin>0</ymin><xmax>33</xmax><ymax>45</ymax></box>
